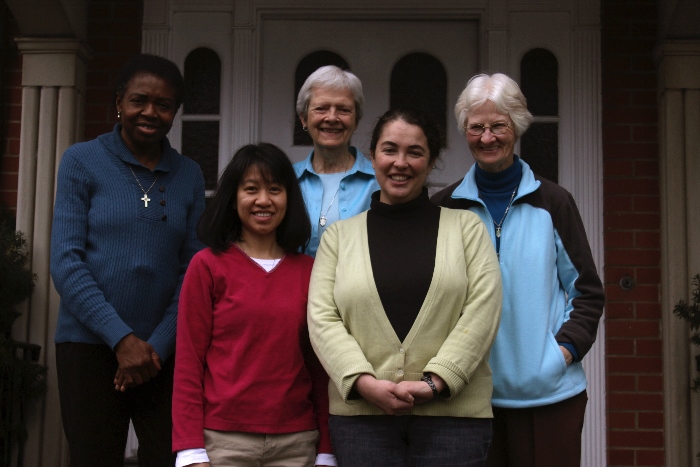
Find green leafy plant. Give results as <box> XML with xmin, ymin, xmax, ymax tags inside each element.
<box><xmin>0</xmin><ymin>204</ymin><xmax>46</xmax><ymax>466</ymax></box>
<box><xmin>673</xmin><ymin>273</ymin><xmax>700</xmax><ymax>392</ymax></box>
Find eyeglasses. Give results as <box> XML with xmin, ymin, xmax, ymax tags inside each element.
<box><xmin>465</xmin><ymin>122</ymin><xmax>512</xmax><ymax>136</ymax></box>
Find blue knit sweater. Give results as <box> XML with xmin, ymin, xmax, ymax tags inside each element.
<box><xmin>51</xmin><ymin>125</ymin><xmax>205</xmax><ymax>360</ymax></box>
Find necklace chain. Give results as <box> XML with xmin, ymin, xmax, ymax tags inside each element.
<box><xmin>319</xmin><ymin>157</ymin><xmax>352</xmax><ymax>227</ymax></box>
<box><xmin>128</xmin><ymin>165</ymin><xmax>158</xmax><ymax>208</ymax></box>
<box><xmin>494</xmin><ymin>187</ymin><xmax>518</xmax><ymax>238</ymax></box>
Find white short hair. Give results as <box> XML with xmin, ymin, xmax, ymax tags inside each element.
<box><xmin>296</xmin><ymin>65</ymin><xmax>364</xmax><ymax>123</ymax></box>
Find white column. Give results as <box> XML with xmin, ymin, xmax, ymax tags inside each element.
<box><xmin>572</xmin><ymin>26</ymin><xmax>606</xmax><ymax>467</ymax></box>
<box><xmin>13</xmin><ymin>37</ymin><xmax>90</xmax><ymax>467</ymax></box>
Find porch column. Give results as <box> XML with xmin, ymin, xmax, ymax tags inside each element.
<box><xmin>656</xmin><ymin>40</ymin><xmax>700</xmax><ymax>467</ymax></box>
<box><xmin>13</xmin><ymin>37</ymin><xmax>90</xmax><ymax>467</ymax></box>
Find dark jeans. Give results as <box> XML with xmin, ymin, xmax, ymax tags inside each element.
<box><xmin>329</xmin><ymin>415</ymin><xmax>492</xmax><ymax>467</ymax></box>
<box><xmin>56</xmin><ymin>342</ymin><xmax>176</xmax><ymax>467</ymax></box>
<box><xmin>485</xmin><ymin>390</ymin><xmax>588</xmax><ymax>467</ymax></box>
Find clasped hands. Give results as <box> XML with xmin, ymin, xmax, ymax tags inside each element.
<box><xmin>113</xmin><ymin>333</ymin><xmax>161</xmax><ymax>392</ymax></box>
<box><xmin>354</xmin><ymin>373</ymin><xmax>446</xmax><ymax>416</ymax></box>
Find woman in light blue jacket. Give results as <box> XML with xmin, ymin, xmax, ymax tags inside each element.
<box><xmin>432</xmin><ymin>73</ymin><xmax>605</xmax><ymax>467</ymax></box>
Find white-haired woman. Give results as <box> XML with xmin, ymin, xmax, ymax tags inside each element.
<box><xmin>431</xmin><ymin>73</ymin><xmax>605</xmax><ymax>467</ymax></box>
<box><xmin>293</xmin><ymin>65</ymin><xmax>379</xmax><ymax>257</ymax></box>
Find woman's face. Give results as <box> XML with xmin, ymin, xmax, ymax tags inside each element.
<box><xmin>372</xmin><ymin>119</ymin><xmax>432</xmax><ymax>205</ymax></box>
<box><xmin>465</xmin><ymin>100</ymin><xmax>516</xmax><ymax>173</ymax></box>
<box><xmin>299</xmin><ymin>86</ymin><xmax>357</xmax><ymax>153</ymax></box>
<box><xmin>116</xmin><ymin>72</ymin><xmax>177</xmax><ymax>153</ymax></box>
<box><xmin>236</xmin><ymin>165</ymin><xmax>288</xmax><ymax>241</ymax></box>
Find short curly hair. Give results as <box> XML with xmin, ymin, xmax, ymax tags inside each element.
<box><xmin>114</xmin><ymin>54</ymin><xmax>186</xmax><ymax>110</ymax></box>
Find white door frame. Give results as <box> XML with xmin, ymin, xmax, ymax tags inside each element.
<box><xmin>143</xmin><ymin>1</ymin><xmax>605</xmax><ymax>465</ymax></box>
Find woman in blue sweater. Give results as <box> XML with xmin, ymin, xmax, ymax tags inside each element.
<box><xmin>50</xmin><ymin>54</ymin><xmax>205</xmax><ymax>466</ymax></box>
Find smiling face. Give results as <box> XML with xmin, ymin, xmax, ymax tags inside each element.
<box><xmin>116</xmin><ymin>72</ymin><xmax>177</xmax><ymax>156</ymax></box>
<box><xmin>236</xmin><ymin>165</ymin><xmax>288</xmax><ymax>242</ymax></box>
<box><xmin>299</xmin><ymin>86</ymin><xmax>357</xmax><ymax>153</ymax></box>
<box><xmin>371</xmin><ymin>119</ymin><xmax>432</xmax><ymax>205</ymax></box>
<box><xmin>465</xmin><ymin>100</ymin><xmax>516</xmax><ymax>173</ymax></box>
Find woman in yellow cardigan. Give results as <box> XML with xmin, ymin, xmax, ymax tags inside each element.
<box><xmin>308</xmin><ymin>108</ymin><xmax>503</xmax><ymax>467</ymax></box>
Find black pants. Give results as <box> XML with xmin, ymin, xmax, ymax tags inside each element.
<box><xmin>56</xmin><ymin>342</ymin><xmax>176</xmax><ymax>467</ymax></box>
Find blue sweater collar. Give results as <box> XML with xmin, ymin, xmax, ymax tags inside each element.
<box><xmin>452</xmin><ymin>156</ymin><xmax>540</xmax><ymax>202</ymax></box>
<box><xmin>102</xmin><ymin>124</ymin><xmax>177</xmax><ymax>173</ymax></box>
<box><xmin>296</xmin><ymin>146</ymin><xmax>374</xmax><ymax>178</ymax></box>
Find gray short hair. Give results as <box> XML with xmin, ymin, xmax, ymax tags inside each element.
<box><xmin>454</xmin><ymin>73</ymin><xmax>533</xmax><ymax>139</ymax></box>
<box><xmin>296</xmin><ymin>65</ymin><xmax>364</xmax><ymax>123</ymax></box>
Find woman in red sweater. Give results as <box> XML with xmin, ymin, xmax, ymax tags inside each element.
<box><xmin>172</xmin><ymin>143</ymin><xmax>334</xmax><ymax>467</ymax></box>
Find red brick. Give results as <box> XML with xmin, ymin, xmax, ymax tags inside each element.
<box><xmin>634</xmin><ymin>231</ymin><xmax>660</xmax><ymax>248</ymax></box>
<box><xmin>608</xmin><ymin>411</ymin><xmax>636</xmax><ymax>428</ymax></box>
<box><xmin>635</xmin><ymin>449</ymin><xmax>665</xmax><ymax>466</ymax></box>
<box><xmin>608</xmin><ymin>448</ymin><xmax>635</xmax><ymax>465</ymax></box>
<box><xmin>605</xmin><ymin>195</ymin><xmax>634</xmax><ymax>212</ymax></box>
<box><xmin>636</xmin><ymin>339</ymin><xmax>662</xmax><ymax>356</ymax></box>
<box><xmin>604</xmin><ymin>141</ymin><xmax>658</xmax><ymax>160</ymax></box>
<box><xmin>602</xmin><ymin>90</ymin><xmax>631</xmax><ymax>107</ymax></box>
<box><xmin>606</xmin><ymin>284</ymin><xmax>659</xmax><ymax>302</ymax></box>
<box><xmin>0</xmin><ymin>173</ymin><xmax>18</xmax><ymax>190</ymax></box>
<box><xmin>606</xmin><ymin>249</ymin><xmax>661</xmax><ymax>267</ymax></box>
<box><xmin>603</xmin><ymin>126</ymin><xmax>633</xmax><ymax>143</ymax></box>
<box><xmin>606</xmin><ymin>320</ymin><xmax>659</xmax><ymax>338</ymax></box>
<box><xmin>603</xmin><ymin>177</ymin><xmax>659</xmax><ymax>196</ymax></box>
<box><xmin>637</xmin><ymin>375</ymin><xmax>663</xmax><ymax>392</ymax></box>
<box><xmin>638</xmin><ymin>412</ymin><xmax>663</xmax><ymax>429</ymax></box>
<box><xmin>608</xmin><ymin>430</ymin><xmax>663</xmax><ymax>448</ymax></box>
<box><xmin>632</xmin><ymin>90</ymin><xmax>657</xmax><ymax>106</ymax></box>
<box><xmin>608</xmin><ymin>392</ymin><xmax>663</xmax><ymax>411</ymax></box>
<box><xmin>607</xmin><ymin>339</ymin><xmax>635</xmax><ymax>355</ymax></box>
<box><xmin>603</xmin><ymin>106</ymin><xmax>658</xmax><ymax>124</ymax></box>
<box><xmin>632</xmin><ymin>195</ymin><xmax>659</xmax><ymax>212</ymax></box>
<box><xmin>604</xmin><ymin>302</ymin><xmax>635</xmax><ymax>319</ymax></box>
<box><xmin>632</xmin><ymin>126</ymin><xmax>657</xmax><ymax>142</ymax></box>
<box><xmin>635</xmin><ymin>268</ymin><xmax>660</xmax><ymax>285</ymax></box>
<box><xmin>0</xmin><ymin>154</ymin><xmax>19</xmax><ymax>172</ymax></box>
<box><xmin>607</xmin><ymin>356</ymin><xmax>662</xmax><ymax>373</ymax></box>
<box><xmin>605</xmin><ymin>231</ymin><xmax>635</xmax><ymax>247</ymax></box>
<box><xmin>635</xmin><ymin>303</ymin><xmax>661</xmax><ymax>319</ymax></box>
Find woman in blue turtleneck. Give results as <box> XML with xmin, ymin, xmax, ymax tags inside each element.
<box><xmin>432</xmin><ymin>73</ymin><xmax>605</xmax><ymax>467</ymax></box>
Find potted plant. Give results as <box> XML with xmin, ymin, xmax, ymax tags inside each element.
<box><xmin>673</xmin><ymin>273</ymin><xmax>700</xmax><ymax>392</ymax></box>
<box><xmin>0</xmin><ymin>204</ymin><xmax>46</xmax><ymax>466</ymax></box>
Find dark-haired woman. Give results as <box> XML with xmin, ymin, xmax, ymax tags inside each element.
<box><xmin>50</xmin><ymin>53</ymin><xmax>205</xmax><ymax>466</ymax></box>
<box><xmin>308</xmin><ymin>109</ymin><xmax>502</xmax><ymax>466</ymax></box>
<box><xmin>172</xmin><ymin>143</ymin><xmax>334</xmax><ymax>467</ymax></box>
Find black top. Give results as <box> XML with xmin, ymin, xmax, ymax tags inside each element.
<box><xmin>367</xmin><ymin>188</ymin><xmax>440</xmax><ymax>342</ymax></box>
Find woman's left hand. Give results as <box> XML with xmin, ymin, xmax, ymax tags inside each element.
<box><xmin>398</xmin><ymin>373</ymin><xmax>447</xmax><ymax>404</ymax></box>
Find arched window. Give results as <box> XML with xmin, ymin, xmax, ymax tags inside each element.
<box><xmin>520</xmin><ymin>48</ymin><xmax>559</xmax><ymax>183</ymax></box>
<box><xmin>181</xmin><ymin>47</ymin><xmax>221</xmax><ymax>193</ymax></box>
<box><xmin>390</xmin><ymin>53</ymin><xmax>447</xmax><ymax>147</ymax></box>
<box><xmin>293</xmin><ymin>51</ymin><xmax>350</xmax><ymax>146</ymax></box>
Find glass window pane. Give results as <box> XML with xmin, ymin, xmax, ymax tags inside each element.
<box><xmin>182</xmin><ymin>121</ymin><xmax>220</xmax><ymax>191</ymax></box>
<box><xmin>184</xmin><ymin>48</ymin><xmax>221</xmax><ymax>114</ymax></box>
<box><xmin>294</xmin><ymin>51</ymin><xmax>350</xmax><ymax>146</ymax></box>
<box><xmin>390</xmin><ymin>53</ymin><xmax>447</xmax><ymax>147</ymax></box>
<box><xmin>520</xmin><ymin>48</ymin><xmax>558</xmax><ymax>117</ymax></box>
<box><xmin>520</xmin><ymin>122</ymin><xmax>558</xmax><ymax>183</ymax></box>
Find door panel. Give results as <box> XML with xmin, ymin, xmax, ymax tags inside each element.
<box><xmin>259</xmin><ymin>19</ymin><xmax>478</xmax><ymax>189</ymax></box>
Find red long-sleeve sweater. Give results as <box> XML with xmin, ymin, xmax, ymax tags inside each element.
<box><xmin>172</xmin><ymin>246</ymin><xmax>331</xmax><ymax>455</ymax></box>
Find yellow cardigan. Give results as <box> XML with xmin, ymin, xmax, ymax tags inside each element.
<box><xmin>308</xmin><ymin>207</ymin><xmax>502</xmax><ymax>417</ymax></box>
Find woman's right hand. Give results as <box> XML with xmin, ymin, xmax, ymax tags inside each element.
<box><xmin>354</xmin><ymin>374</ymin><xmax>414</xmax><ymax>415</ymax></box>
<box><xmin>113</xmin><ymin>333</ymin><xmax>161</xmax><ymax>390</ymax></box>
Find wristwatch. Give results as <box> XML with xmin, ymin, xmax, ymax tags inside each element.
<box><xmin>421</xmin><ymin>373</ymin><xmax>439</xmax><ymax>398</ymax></box>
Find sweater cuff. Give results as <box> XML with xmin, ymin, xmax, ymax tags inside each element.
<box><xmin>558</xmin><ymin>342</ymin><xmax>579</xmax><ymax>362</ymax></box>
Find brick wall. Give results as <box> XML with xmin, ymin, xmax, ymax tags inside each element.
<box><xmin>0</xmin><ymin>1</ymin><xmax>143</xmax><ymax>217</ymax></box>
<box><xmin>602</xmin><ymin>0</ymin><xmax>664</xmax><ymax>465</ymax></box>
<box><xmin>0</xmin><ymin>10</ymin><xmax>22</xmax><ymax>215</ymax></box>
<box><xmin>84</xmin><ymin>0</ymin><xmax>143</xmax><ymax>140</ymax></box>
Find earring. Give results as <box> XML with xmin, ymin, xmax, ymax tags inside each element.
<box><xmin>117</xmin><ymin>110</ymin><xmax>121</xmax><ymax>119</ymax></box>
<box><xmin>302</xmin><ymin>125</ymin><xmax>308</xmax><ymax>131</ymax></box>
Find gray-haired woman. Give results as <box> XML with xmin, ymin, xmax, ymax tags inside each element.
<box><xmin>293</xmin><ymin>65</ymin><xmax>379</xmax><ymax>257</ymax></box>
<box><xmin>432</xmin><ymin>72</ymin><xmax>604</xmax><ymax>467</ymax></box>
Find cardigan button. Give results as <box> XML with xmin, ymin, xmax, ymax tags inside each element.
<box><xmin>397</xmin><ymin>369</ymin><xmax>404</xmax><ymax>376</ymax></box>
<box><xmin>161</xmin><ymin>215</ymin><xmax>167</xmax><ymax>221</ymax></box>
<box><xmin>399</xmin><ymin>348</ymin><xmax>405</xmax><ymax>354</ymax></box>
